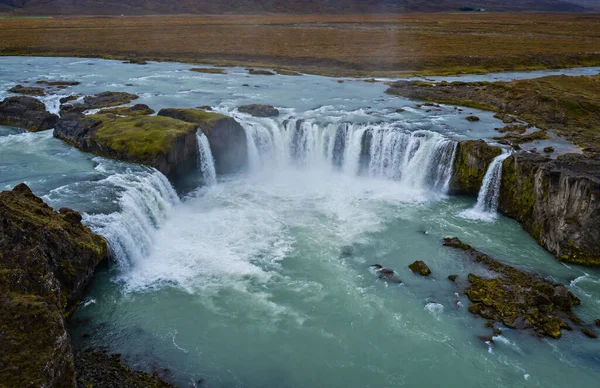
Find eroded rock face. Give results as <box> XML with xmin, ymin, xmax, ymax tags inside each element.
<box><xmin>0</xmin><ymin>183</ymin><xmax>109</xmax><ymax>387</ymax></box>
<box><xmin>500</xmin><ymin>152</ymin><xmax>600</xmax><ymax>266</ymax></box>
<box><xmin>238</xmin><ymin>104</ymin><xmax>279</xmax><ymax>117</ymax></box>
<box><xmin>54</xmin><ymin>113</ymin><xmax>198</xmax><ymax>181</ymax></box>
<box><xmin>0</xmin><ymin>96</ymin><xmax>59</xmax><ymax>131</ymax></box>
<box><xmin>443</xmin><ymin>237</ymin><xmax>584</xmax><ymax>339</ymax></box>
<box><xmin>449</xmin><ymin>140</ymin><xmax>503</xmax><ymax>195</ymax></box>
<box><xmin>158</xmin><ymin>108</ymin><xmax>248</xmax><ymax>174</ymax></box>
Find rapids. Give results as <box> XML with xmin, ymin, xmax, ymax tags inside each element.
<box><xmin>1</xmin><ymin>57</ymin><xmax>600</xmax><ymax>388</ymax></box>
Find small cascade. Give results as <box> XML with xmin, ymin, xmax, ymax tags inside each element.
<box><xmin>83</xmin><ymin>165</ymin><xmax>180</xmax><ymax>271</ymax></box>
<box><xmin>460</xmin><ymin>150</ymin><xmax>511</xmax><ymax>221</ymax></box>
<box><xmin>196</xmin><ymin>131</ymin><xmax>217</xmax><ymax>186</ymax></box>
<box><xmin>234</xmin><ymin>114</ymin><xmax>459</xmax><ymax>194</ymax></box>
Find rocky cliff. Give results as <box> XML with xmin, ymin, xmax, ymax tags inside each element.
<box><xmin>500</xmin><ymin>152</ymin><xmax>600</xmax><ymax>266</ymax></box>
<box><xmin>158</xmin><ymin>108</ymin><xmax>248</xmax><ymax>175</ymax></box>
<box><xmin>449</xmin><ymin>140</ymin><xmax>502</xmax><ymax>195</ymax></box>
<box><xmin>0</xmin><ymin>183</ymin><xmax>109</xmax><ymax>386</ymax></box>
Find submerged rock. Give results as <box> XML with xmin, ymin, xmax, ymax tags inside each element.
<box><xmin>36</xmin><ymin>80</ymin><xmax>80</xmax><ymax>87</ymax></box>
<box><xmin>582</xmin><ymin>328</ymin><xmax>597</xmax><ymax>339</ymax></box>
<box><xmin>54</xmin><ymin>113</ymin><xmax>199</xmax><ymax>181</ymax></box>
<box><xmin>8</xmin><ymin>84</ymin><xmax>46</xmax><ymax>96</ymax></box>
<box><xmin>465</xmin><ymin>115</ymin><xmax>480</xmax><ymax>122</ymax></box>
<box><xmin>543</xmin><ymin>146</ymin><xmax>555</xmax><ymax>153</ymax></box>
<box><xmin>248</xmin><ymin>68</ymin><xmax>275</xmax><ymax>75</ymax></box>
<box><xmin>448</xmin><ymin>274</ymin><xmax>458</xmax><ymax>282</ymax></box>
<box><xmin>370</xmin><ymin>264</ymin><xmax>402</xmax><ymax>284</ymax></box>
<box><xmin>190</xmin><ymin>67</ymin><xmax>225</xmax><ymax>74</ymax></box>
<box><xmin>74</xmin><ymin>348</ymin><xmax>173</xmax><ymax>387</ymax></box>
<box><xmin>158</xmin><ymin>108</ymin><xmax>248</xmax><ymax>174</ymax></box>
<box><xmin>238</xmin><ymin>104</ymin><xmax>280</xmax><ymax>117</ymax></box>
<box><xmin>0</xmin><ymin>183</ymin><xmax>109</xmax><ymax>387</ymax></box>
<box><xmin>0</xmin><ymin>96</ymin><xmax>59</xmax><ymax>131</ymax></box>
<box><xmin>408</xmin><ymin>260</ymin><xmax>431</xmax><ymax>276</ymax></box>
<box><xmin>449</xmin><ymin>140</ymin><xmax>503</xmax><ymax>195</ymax></box>
<box><xmin>443</xmin><ymin>237</ymin><xmax>583</xmax><ymax>339</ymax></box>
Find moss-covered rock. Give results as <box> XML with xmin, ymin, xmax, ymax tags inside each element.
<box><xmin>449</xmin><ymin>140</ymin><xmax>502</xmax><ymax>195</ymax></box>
<box><xmin>0</xmin><ymin>96</ymin><xmax>59</xmax><ymax>131</ymax></box>
<box><xmin>443</xmin><ymin>237</ymin><xmax>583</xmax><ymax>339</ymax></box>
<box><xmin>408</xmin><ymin>260</ymin><xmax>431</xmax><ymax>276</ymax></box>
<box><xmin>499</xmin><ymin>152</ymin><xmax>600</xmax><ymax>266</ymax></box>
<box><xmin>0</xmin><ymin>183</ymin><xmax>109</xmax><ymax>387</ymax></box>
<box><xmin>158</xmin><ymin>108</ymin><xmax>248</xmax><ymax>174</ymax></box>
<box><xmin>82</xmin><ymin>91</ymin><xmax>139</xmax><ymax>109</ymax></box>
<box><xmin>54</xmin><ymin>113</ymin><xmax>199</xmax><ymax>181</ymax></box>
<box><xmin>8</xmin><ymin>84</ymin><xmax>46</xmax><ymax>96</ymax></box>
<box><xmin>98</xmin><ymin>104</ymin><xmax>155</xmax><ymax>116</ymax></box>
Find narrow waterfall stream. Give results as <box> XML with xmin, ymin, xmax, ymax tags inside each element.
<box><xmin>460</xmin><ymin>150</ymin><xmax>511</xmax><ymax>222</ymax></box>
<box><xmin>196</xmin><ymin>131</ymin><xmax>217</xmax><ymax>186</ymax></box>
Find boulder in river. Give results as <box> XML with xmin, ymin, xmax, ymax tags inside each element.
<box><xmin>82</xmin><ymin>91</ymin><xmax>139</xmax><ymax>109</ymax></box>
<box><xmin>448</xmin><ymin>274</ymin><xmax>458</xmax><ymax>282</ymax></box>
<box><xmin>8</xmin><ymin>84</ymin><xmax>46</xmax><ymax>96</ymax></box>
<box><xmin>248</xmin><ymin>68</ymin><xmax>275</xmax><ymax>75</ymax></box>
<box><xmin>370</xmin><ymin>264</ymin><xmax>402</xmax><ymax>284</ymax></box>
<box><xmin>408</xmin><ymin>260</ymin><xmax>431</xmax><ymax>276</ymax></box>
<box><xmin>238</xmin><ymin>104</ymin><xmax>280</xmax><ymax>117</ymax></box>
<box><xmin>443</xmin><ymin>237</ymin><xmax>583</xmax><ymax>339</ymax></box>
<box><xmin>0</xmin><ymin>96</ymin><xmax>59</xmax><ymax>131</ymax></box>
<box><xmin>0</xmin><ymin>183</ymin><xmax>109</xmax><ymax>387</ymax></box>
<box><xmin>99</xmin><ymin>104</ymin><xmax>155</xmax><ymax>116</ymax></box>
<box><xmin>158</xmin><ymin>108</ymin><xmax>248</xmax><ymax>174</ymax></box>
<box><xmin>465</xmin><ymin>115</ymin><xmax>480</xmax><ymax>122</ymax></box>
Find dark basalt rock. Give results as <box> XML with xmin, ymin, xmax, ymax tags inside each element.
<box><xmin>123</xmin><ymin>58</ymin><xmax>148</xmax><ymax>65</ymax></box>
<box><xmin>408</xmin><ymin>260</ymin><xmax>431</xmax><ymax>276</ymax></box>
<box><xmin>238</xmin><ymin>104</ymin><xmax>280</xmax><ymax>117</ymax></box>
<box><xmin>544</xmin><ymin>146</ymin><xmax>555</xmax><ymax>153</ymax></box>
<box><xmin>448</xmin><ymin>274</ymin><xmax>458</xmax><ymax>282</ymax></box>
<box><xmin>60</xmin><ymin>95</ymin><xmax>79</xmax><ymax>104</ymax></box>
<box><xmin>8</xmin><ymin>84</ymin><xmax>46</xmax><ymax>96</ymax></box>
<box><xmin>158</xmin><ymin>108</ymin><xmax>248</xmax><ymax>175</ymax></box>
<box><xmin>582</xmin><ymin>328</ymin><xmax>597</xmax><ymax>339</ymax></box>
<box><xmin>465</xmin><ymin>115</ymin><xmax>480</xmax><ymax>122</ymax></box>
<box><xmin>449</xmin><ymin>140</ymin><xmax>503</xmax><ymax>195</ymax></box>
<box><xmin>74</xmin><ymin>348</ymin><xmax>173</xmax><ymax>387</ymax></box>
<box><xmin>0</xmin><ymin>183</ymin><xmax>110</xmax><ymax>387</ymax></box>
<box><xmin>370</xmin><ymin>264</ymin><xmax>402</xmax><ymax>284</ymax></box>
<box><xmin>99</xmin><ymin>104</ymin><xmax>155</xmax><ymax>116</ymax></box>
<box><xmin>82</xmin><ymin>91</ymin><xmax>139</xmax><ymax>109</ymax></box>
<box><xmin>0</xmin><ymin>96</ymin><xmax>59</xmax><ymax>131</ymax></box>
<box><xmin>443</xmin><ymin>237</ymin><xmax>584</xmax><ymax>339</ymax></box>
<box><xmin>36</xmin><ymin>80</ymin><xmax>80</xmax><ymax>87</ymax></box>
<box><xmin>500</xmin><ymin>152</ymin><xmax>600</xmax><ymax>266</ymax></box>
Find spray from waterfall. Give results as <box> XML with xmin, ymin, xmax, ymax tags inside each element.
<box><xmin>459</xmin><ymin>149</ymin><xmax>511</xmax><ymax>222</ymax></box>
<box><xmin>197</xmin><ymin>131</ymin><xmax>217</xmax><ymax>186</ymax></box>
<box><xmin>236</xmin><ymin>115</ymin><xmax>458</xmax><ymax>195</ymax></box>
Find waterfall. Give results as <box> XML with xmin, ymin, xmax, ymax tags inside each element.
<box><xmin>235</xmin><ymin>115</ymin><xmax>458</xmax><ymax>194</ymax></box>
<box><xmin>83</xmin><ymin>164</ymin><xmax>180</xmax><ymax>271</ymax></box>
<box><xmin>197</xmin><ymin>131</ymin><xmax>217</xmax><ymax>186</ymax></box>
<box><xmin>459</xmin><ymin>150</ymin><xmax>510</xmax><ymax>221</ymax></box>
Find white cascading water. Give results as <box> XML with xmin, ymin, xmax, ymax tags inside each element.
<box><xmin>459</xmin><ymin>150</ymin><xmax>511</xmax><ymax>221</ymax></box>
<box><xmin>196</xmin><ymin>131</ymin><xmax>217</xmax><ymax>186</ymax></box>
<box><xmin>83</xmin><ymin>164</ymin><xmax>180</xmax><ymax>272</ymax></box>
<box><xmin>237</xmin><ymin>116</ymin><xmax>457</xmax><ymax>194</ymax></box>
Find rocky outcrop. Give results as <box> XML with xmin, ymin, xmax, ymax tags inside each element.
<box><xmin>0</xmin><ymin>96</ymin><xmax>59</xmax><ymax>131</ymax></box>
<box><xmin>443</xmin><ymin>237</ymin><xmax>587</xmax><ymax>339</ymax></box>
<box><xmin>0</xmin><ymin>183</ymin><xmax>109</xmax><ymax>387</ymax></box>
<box><xmin>499</xmin><ymin>152</ymin><xmax>600</xmax><ymax>266</ymax></box>
<box><xmin>158</xmin><ymin>108</ymin><xmax>248</xmax><ymax>174</ymax></box>
<box><xmin>54</xmin><ymin>113</ymin><xmax>198</xmax><ymax>181</ymax></box>
<box><xmin>449</xmin><ymin>140</ymin><xmax>502</xmax><ymax>195</ymax></box>
<box><xmin>82</xmin><ymin>91</ymin><xmax>139</xmax><ymax>109</ymax></box>
<box><xmin>238</xmin><ymin>104</ymin><xmax>279</xmax><ymax>117</ymax></box>
<box><xmin>98</xmin><ymin>104</ymin><xmax>155</xmax><ymax>116</ymax></box>
<box><xmin>8</xmin><ymin>84</ymin><xmax>46</xmax><ymax>96</ymax></box>
<box><xmin>248</xmin><ymin>69</ymin><xmax>275</xmax><ymax>75</ymax></box>
<box><xmin>408</xmin><ymin>260</ymin><xmax>431</xmax><ymax>276</ymax></box>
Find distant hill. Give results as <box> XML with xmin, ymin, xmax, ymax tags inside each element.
<box><xmin>0</xmin><ymin>0</ymin><xmax>593</xmax><ymax>15</ymax></box>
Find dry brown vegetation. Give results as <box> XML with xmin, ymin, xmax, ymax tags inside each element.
<box><xmin>1</xmin><ymin>13</ymin><xmax>600</xmax><ymax>76</ymax></box>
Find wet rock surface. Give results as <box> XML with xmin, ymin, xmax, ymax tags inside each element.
<box><xmin>0</xmin><ymin>96</ymin><xmax>59</xmax><ymax>131</ymax></box>
<box><xmin>0</xmin><ymin>184</ymin><xmax>109</xmax><ymax>387</ymax></box>
<box><xmin>500</xmin><ymin>152</ymin><xmax>600</xmax><ymax>266</ymax></box>
<box><xmin>99</xmin><ymin>103</ymin><xmax>155</xmax><ymax>116</ymax></box>
<box><xmin>8</xmin><ymin>84</ymin><xmax>46</xmax><ymax>96</ymax></box>
<box><xmin>449</xmin><ymin>140</ymin><xmax>502</xmax><ymax>195</ymax></box>
<box><xmin>443</xmin><ymin>237</ymin><xmax>585</xmax><ymax>339</ymax></box>
<box><xmin>82</xmin><ymin>91</ymin><xmax>139</xmax><ymax>109</ymax></box>
<box><xmin>408</xmin><ymin>260</ymin><xmax>431</xmax><ymax>276</ymax></box>
<box><xmin>238</xmin><ymin>104</ymin><xmax>280</xmax><ymax>117</ymax></box>
<box><xmin>370</xmin><ymin>264</ymin><xmax>402</xmax><ymax>284</ymax></box>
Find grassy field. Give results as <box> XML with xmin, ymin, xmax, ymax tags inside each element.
<box><xmin>1</xmin><ymin>13</ymin><xmax>599</xmax><ymax>76</ymax></box>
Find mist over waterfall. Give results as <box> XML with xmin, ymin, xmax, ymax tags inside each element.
<box><xmin>197</xmin><ymin>131</ymin><xmax>217</xmax><ymax>186</ymax></box>
<box><xmin>460</xmin><ymin>150</ymin><xmax>511</xmax><ymax>221</ymax></box>
<box><xmin>236</xmin><ymin>115</ymin><xmax>458</xmax><ymax>194</ymax></box>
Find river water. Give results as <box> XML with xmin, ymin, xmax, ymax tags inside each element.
<box><xmin>1</xmin><ymin>57</ymin><xmax>599</xmax><ymax>387</ymax></box>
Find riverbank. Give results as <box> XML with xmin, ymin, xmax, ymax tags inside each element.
<box><xmin>1</xmin><ymin>13</ymin><xmax>600</xmax><ymax>77</ymax></box>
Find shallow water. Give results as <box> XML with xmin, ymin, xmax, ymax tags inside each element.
<box><xmin>1</xmin><ymin>57</ymin><xmax>599</xmax><ymax>388</ymax></box>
